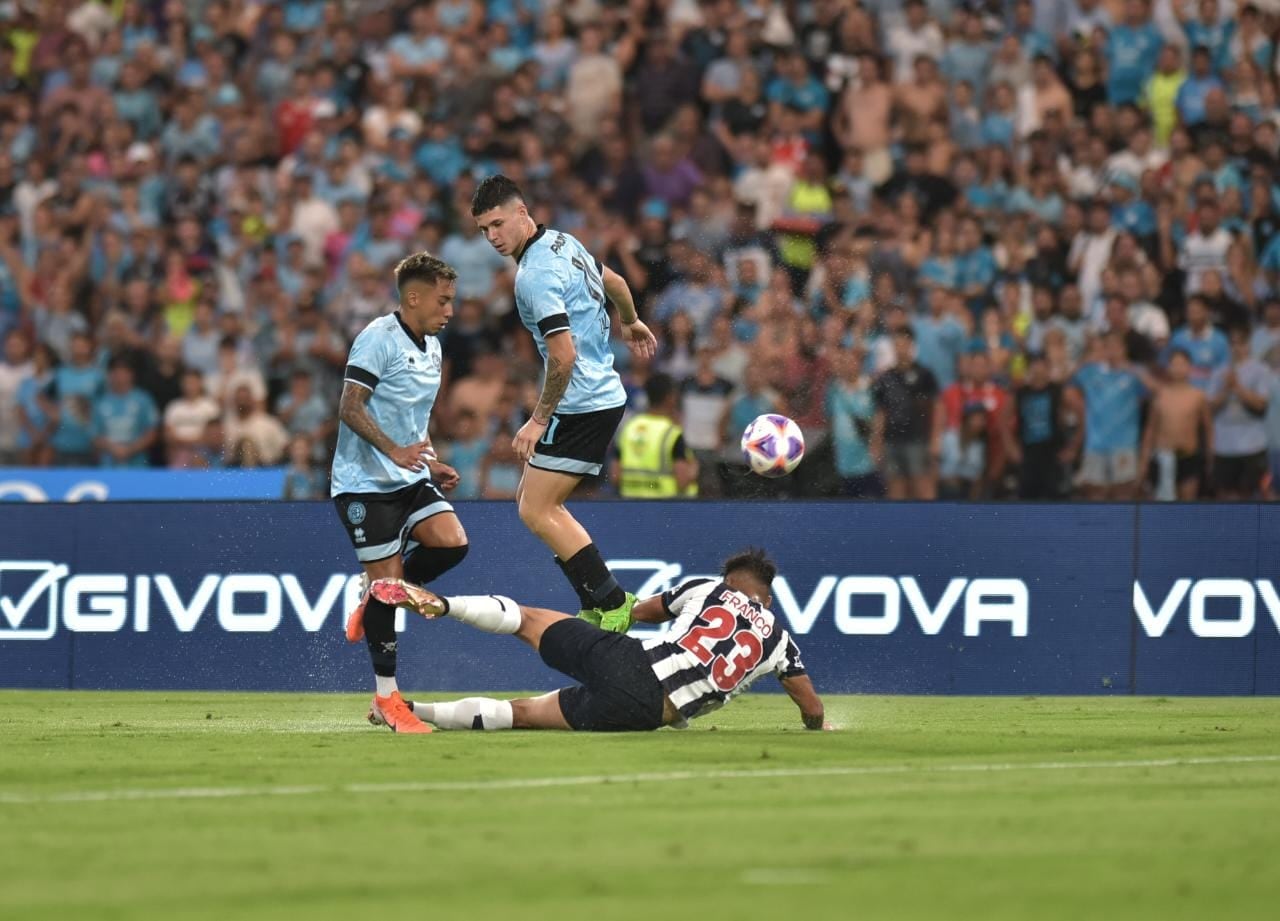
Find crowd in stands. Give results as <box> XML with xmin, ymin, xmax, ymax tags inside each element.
<box><xmin>3</xmin><ymin>0</ymin><xmax>1280</xmax><ymax>501</ymax></box>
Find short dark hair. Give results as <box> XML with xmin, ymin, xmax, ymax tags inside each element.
<box><xmin>393</xmin><ymin>252</ymin><xmax>458</xmax><ymax>293</ymax></box>
<box><xmin>1168</xmin><ymin>347</ymin><xmax>1192</xmax><ymax>364</ymax></box>
<box><xmin>471</xmin><ymin>174</ymin><xmax>526</xmax><ymax>216</ymax></box>
<box><xmin>722</xmin><ymin>548</ymin><xmax>778</xmax><ymax>588</ymax></box>
<box><xmin>107</xmin><ymin>355</ymin><xmax>133</xmax><ymax>373</ymax></box>
<box><xmin>644</xmin><ymin>372</ymin><xmax>676</xmax><ymax>408</ymax></box>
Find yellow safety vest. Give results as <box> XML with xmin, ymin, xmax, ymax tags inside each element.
<box><xmin>1144</xmin><ymin>71</ymin><xmax>1185</xmax><ymax>148</ymax></box>
<box><xmin>617</xmin><ymin>413</ymin><xmax>697</xmax><ymax>498</ymax></box>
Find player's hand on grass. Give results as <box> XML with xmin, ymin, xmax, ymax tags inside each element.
<box><xmin>621</xmin><ymin>319</ymin><xmax>657</xmax><ymax>360</ymax></box>
<box><xmin>512</xmin><ymin>417</ymin><xmax>545</xmax><ymax>463</ymax></box>
<box><xmin>428</xmin><ymin>459</ymin><xmax>459</xmax><ymax>490</ymax></box>
<box><xmin>389</xmin><ymin>439</ymin><xmax>434</xmax><ymax>472</ymax></box>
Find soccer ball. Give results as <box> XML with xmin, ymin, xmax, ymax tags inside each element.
<box><xmin>740</xmin><ymin>414</ymin><xmax>805</xmax><ymax>478</ymax></box>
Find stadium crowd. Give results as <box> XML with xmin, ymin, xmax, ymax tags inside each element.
<box><xmin>2</xmin><ymin>0</ymin><xmax>1280</xmax><ymax>501</ymax></box>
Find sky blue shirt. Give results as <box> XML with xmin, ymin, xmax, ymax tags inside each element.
<box><xmin>93</xmin><ymin>388</ymin><xmax>158</xmax><ymax>467</ymax></box>
<box><xmin>1209</xmin><ymin>359</ymin><xmax>1271</xmax><ymax>457</ymax></box>
<box><xmin>331</xmin><ymin>313</ymin><xmax>445</xmax><ymax>496</ymax></box>
<box><xmin>913</xmin><ymin>314</ymin><xmax>967</xmax><ymax>388</ymax></box>
<box><xmin>1183</xmin><ymin>19</ymin><xmax>1235</xmax><ymax>74</ymax></box>
<box><xmin>1072</xmin><ymin>362</ymin><xmax>1148</xmax><ymax>454</ymax></box>
<box><xmin>1165</xmin><ymin>326</ymin><xmax>1230</xmax><ymax>391</ymax></box>
<box><xmin>442</xmin><ymin>435</ymin><xmax>490</xmax><ymax>500</ymax></box>
<box><xmin>1105</xmin><ymin>23</ymin><xmax>1162</xmax><ymax>104</ymax></box>
<box><xmin>827</xmin><ymin>381</ymin><xmax>876</xmax><ymax>477</ymax></box>
<box><xmin>765</xmin><ymin>76</ymin><xmax>829</xmax><ymax>115</ymax></box>
<box><xmin>439</xmin><ymin>233</ymin><xmax>509</xmax><ymax>301</ymax></box>
<box><xmin>919</xmin><ymin>255</ymin><xmax>960</xmax><ymax>291</ymax></box>
<box><xmin>388</xmin><ymin>33</ymin><xmax>449</xmax><ymax>69</ymax></box>
<box><xmin>943</xmin><ymin>40</ymin><xmax>992</xmax><ymax>98</ymax></box>
<box><xmin>514</xmin><ymin>226</ymin><xmax>626</xmax><ymax>414</ymax></box>
<box><xmin>48</xmin><ymin>365</ymin><xmax>104</xmax><ymax>455</ymax></box>
<box><xmin>1176</xmin><ymin>75</ymin><xmax>1224</xmax><ymax>126</ymax></box>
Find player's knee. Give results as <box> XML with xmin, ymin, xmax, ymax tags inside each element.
<box><xmin>517</xmin><ymin>493</ymin><xmax>547</xmax><ymax>531</ymax></box>
<box><xmin>402</xmin><ymin>542</ymin><xmax>469</xmax><ymax>584</ymax></box>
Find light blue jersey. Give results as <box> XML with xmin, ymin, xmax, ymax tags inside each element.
<box><xmin>331</xmin><ymin>313</ymin><xmax>444</xmax><ymax>496</ymax></box>
<box><xmin>514</xmin><ymin>226</ymin><xmax>626</xmax><ymax>414</ymax></box>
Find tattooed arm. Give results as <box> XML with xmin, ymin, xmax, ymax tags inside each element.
<box><xmin>339</xmin><ymin>382</ymin><xmax>431</xmax><ymax>471</ymax></box>
<box><xmin>533</xmin><ymin>331</ymin><xmax>576</xmax><ymax>422</ymax></box>
<box><xmin>512</xmin><ymin>331</ymin><xmax>576</xmax><ymax>462</ymax></box>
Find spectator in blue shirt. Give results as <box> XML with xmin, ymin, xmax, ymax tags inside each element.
<box><xmin>914</xmin><ymin>288</ymin><xmax>968</xmax><ymax>388</ymax></box>
<box><xmin>765</xmin><ymin>49</ymin><xmax>829</xmax><ymax>143</ymax></box>
<box><xmin>92</xmin><ymin>356</ymin><xmax>158</xmax><ymax>468</ymax></box>
<box><xmin>956</xmin><ymin>216</ymin><xmax>997</xmax><ymax>314</ymax></box>
<box><xmin>1175</xmin><ymin>46</ymin><xmax>1225</xmax><ymax>127</ymax></box>
<box><xmin>827</xmin><ymin>349</ymin><xmax>883</xmax><ymax>498</ymax></box>
<box><xmin>1165</xmin><ymin>295</ymin><xmax>1231</xmax><ymax>390</ymax></box>
<box><xmin>1068</xmin><ymin>331</ymin><xmax>1150</xmax><ymax>499</ymax></box>
<box><xmin>1110</xmin><ymin>173</ymin><xmax>1156</xmax><ymax>240</ymax></box>
<box><xmin>47</xmin><ymin>332</ymin><xmax>105</xmax><ymax>466</ymax></box>
<box><xmin>1177</xmin><ymin>0</ymin><xmax>1235</xmax><ymax>75</ymax></box>
<box><xmin>387</xmin><ymin>4</ymin><xmax>450</xmax><ymax>81</ymax></box>
<box><xmin>1007</xmin><ymin>167</ymin><xmax>1064</xmax><ymax>226</ymax></box>
<box><xmin>1104</xmin><ymin>0</ymin><xmax>1163</xmax><ymax>105</ymax></box>
<box><xmin>943</xmin><ymin>11</ymin><xmax>993</xmax><ymax>100</ymax></box>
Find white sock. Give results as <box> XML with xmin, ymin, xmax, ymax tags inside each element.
<box><xmin>413</xmin><ymin>698</ymin><xmax>514</xmax><ymax>731</ymax></box>
<box><xmin>375</xmin><ymin>675</ymin><xmax>398</xmax><ymax>697</ymax></box>
<box><xmin>444</xmin><ymin>595</ymin><xmax>522</xmax><ymax>634</ymax></box>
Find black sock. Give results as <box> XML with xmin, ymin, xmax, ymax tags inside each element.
<box><xmin>403</xmin><ymin>543</ymin><xmax>469</xmax><ymax>584</ymax></box>
<box><xmin>555</xmin><ymin>555</ymin><xmax>595</xmax><ymax>609</ymax></box>
<box><xmin>364</xmin><ymin>596</ymin><xmax>397</xmax><ymax>677</ymax></box>
<box><xmin>562</xmin><ymin>543</ymin><xmax>626</xmax><ymax>610</ymax></box>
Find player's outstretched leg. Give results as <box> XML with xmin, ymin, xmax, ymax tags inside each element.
<box><xmin>516</xmin><ymin>467</ymin><xmax>637</xmax><ymax>633</ymax></box>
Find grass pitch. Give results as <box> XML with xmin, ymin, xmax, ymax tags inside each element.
<box><xmin>1</xmin><ymin>693</ymin><xmax>1278</xmax><ymax>921</ymax></box>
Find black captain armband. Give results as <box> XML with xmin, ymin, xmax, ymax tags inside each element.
<box><xmin>537</xmin><ymin>314</ymin><xmax>571</xmax><ymax>336</ymax></box>
<box><xmin>344</xmin><ymin>365</ymin><xmax>379</xmax><ymax>391</ymax></box>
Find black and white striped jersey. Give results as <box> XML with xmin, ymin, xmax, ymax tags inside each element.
<box><xmin>642</xmin><ymin>578</ymin><xmax>807</xmax><ymax>725</ymax></box>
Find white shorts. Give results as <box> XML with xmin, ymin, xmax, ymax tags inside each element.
<box><xmin>1078</xmin><ymin>449</ymin><xmax>1138</xmax><ymax>487</ymax></box>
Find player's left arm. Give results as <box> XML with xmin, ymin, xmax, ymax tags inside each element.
<box><xmin>780</xmin><ymin>673</ymin><xmax>829</xmax><ymax>731</ymax></box>
<box><xmin>776</xmin><ymin>635</ymin><xmax>831</xmax><ymax>730</ymax></box>
<box><xmin>602</xmin><ymin>265</ymin><xmax>656</xmax><ymax>360</ymax></box>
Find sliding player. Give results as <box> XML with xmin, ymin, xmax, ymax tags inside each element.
<box><xmin>368</xmin><ymin>548</ymin><xmax>829</xmax><ymax>732</ymax></box>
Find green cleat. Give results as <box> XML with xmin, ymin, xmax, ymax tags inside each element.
<box><xmin>596</xmin><ymin>593</ymin><xmax>637</xmax><ymax>634</ymax></box>
<box><xmin>575</xmin><ymin>608</ymin><xmax>604</xmax><ymax>627</ymax></box>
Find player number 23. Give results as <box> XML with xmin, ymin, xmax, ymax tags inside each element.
<box><xmin>677</xmin><ymin>606</ymin><xmax>764</xmax><ymax>692</ymax></box>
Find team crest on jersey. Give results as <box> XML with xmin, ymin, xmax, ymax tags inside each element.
<box><xmin>347</xmin><ymin>502</ymin><xmax>367</xmax><ymax>525</ymax></box>
<box><xmin>428</xmin><ymin>351</ymin><xmax>441</xmax><ymax>372</ymax></box>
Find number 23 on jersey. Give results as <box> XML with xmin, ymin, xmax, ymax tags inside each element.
<box><xmin>677</xmin><ymin>606</ymin><xmax>765</xmax><ymax>692</ymax></box>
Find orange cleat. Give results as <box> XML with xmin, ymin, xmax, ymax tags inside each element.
<box><xmin>345</xmin><ymin>587</ymin><xmax>369</xmax><ymax>643</ymax></box>
<box><xmin>368</xmin><ymin>691</ymin><xmax>432</xmax><ymax>734</ymax></box>
<box><xmin>369</xmin><ymin>578</ymin><xmax>448</xmax><ymax>619</ymax></box>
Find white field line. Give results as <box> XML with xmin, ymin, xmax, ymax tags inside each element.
<box><xmin>1</xmin><ymin>754</ymin><xmax>1278</xmax><ymax>806</ymax></box>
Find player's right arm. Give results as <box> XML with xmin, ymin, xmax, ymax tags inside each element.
<box><xmin>338</xmin><ymin>382</ymin><xmax>432</xmax><ymax>471</ymax></box>
<box><xmin>631</xmin><ymin>577</ymin><xmax>718</xmax><ymax>625</ymax></box>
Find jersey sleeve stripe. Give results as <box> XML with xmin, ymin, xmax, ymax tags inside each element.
<box><xmin>344</xmin><ymin>364</ymin><xmax>379</xmax><ymax>391</ymax></box>
<box><xmin>537</xmin><ymin>314</ymin><xmax>571</xmax><ymax>336</ymax></box>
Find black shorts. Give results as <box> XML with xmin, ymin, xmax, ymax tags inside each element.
<box><xmin>539</xmin><ymin>618</ymin><xmax>666</xmax><ymax>732</ymax></box>
<box><xmin>1213</xmin><ymin>451</ymin><xmax>1267</xmax><ymax>496</ymax></box>
<box><xmin>332</xmin><ymin>479</ymin><xmax>453</xmax><ymax>563</ymax></box>
<box><xmin>529</xmin><ymin>405</ymin><xmax>626</xmax><ymax>478</ymax></box>
<box><xmin>1175</xmin><ymin>451</ymin><xmax>1205</xmax><ymax>484</ymax></box>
